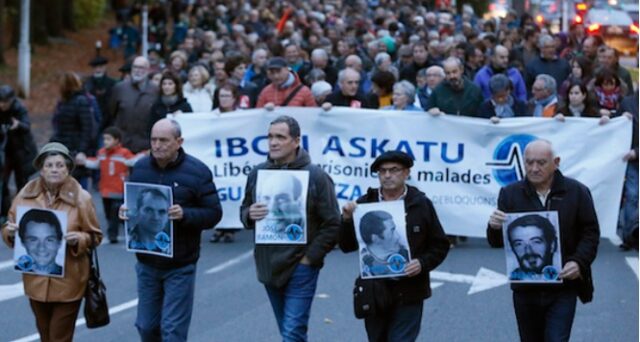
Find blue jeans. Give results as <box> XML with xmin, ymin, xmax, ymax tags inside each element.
<box><xmin>364</xmin><ymin>302</ymin><xmax>424</xmax><ymax>342</ymax></box>
<box><xmin>513</xmin><ymin>289</ymin><xmax>577</xmax><ymax>342</ymax></box>
<box><xmin>265</xmin><ymin>263</ymin><xmax>320</xmax><ymax>342</ymax></box>
<box><xmin>135</xmin><ymin>262</ymin><xmax>197</xmax><ymax>342</ymax></box>
<box><xmin>619</xmin><ymin>163</ymin><xmax>639</xmax><ymax>242</ymax></box>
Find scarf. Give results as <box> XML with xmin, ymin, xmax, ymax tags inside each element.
<box><xmin>492</xmin><ymin>96</ymin><xmax>515</xmax><ymax>118</ymax></box>
<box><xmin>533</xmin><ymin>94</ymin><xmax>556</xmax><ymax>117</ymax></box>
<box><xmin>595</xmin><ymin>86</ymin><xmax>621</xmax><ymax>110</ymax></box>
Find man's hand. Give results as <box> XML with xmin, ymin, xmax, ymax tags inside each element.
<box><xmin>9</xmin><ymin>118</ymin><xmax>20</xmax><ymax>130</ymax></box>
<box><xmin>65</xmin><ymin>231</ymin><xmax>82</xmax><ymax>246</ymax></box>
<box><xmin>599</xmin><ymin>115</ymin><xmax>610</xmax><ymax>125</ymax></box>
<box><xmin>321</xmin><ymin>102</ymin><xmax>332</xmax><ymax>111</ymax></box>
<box><xmin>168</xmin><ymin>205</ymin><xmax>183</xmax><ymax>220</ymax></box>
<box><xmin>488</xmin><ymin>209</ymin><xmax>506</xmax><ymax>230</ymax></box>
<box><xmin>428</xmin><ymin>108</ymin><xmax>443</xmax><ymax>116</ymax></box>
<box><xmin>405</xmin><ymin>259</ymin><xmax>422</xmax><ymax>277</ymax></box>
<box><xmin>490</xmin><ymin>116</ymin><xmax>501</xmax><ymax>124</ymax></box>
<box><xmin>300</xmin><ymin>255</ymin><xmax>312</xmax><ymax>265</ymax></box>
<box><xmin>118</xmin><ymin>205</ymin><xmax>129</xmax><ymax>220</ymax></box>
<box><xmin>559</xmin><ymin>261</ymin><xmax>581</xmax><ymax>280</ymax></box>
<box><xmin>4</xmin><ymin>222</ymin><xmax>17</xmax><ymax>238</ymax></box>
<box><xmin>553</xmin><ymin>114</ymin><xmax>565</xmax><ymax>122</ymax></box>
<box><xmin>341</xmin><ymin>201</ymin><xmax>357</xmax><ymax>220</ymax></box>
<box><xmin>264</xmin><ymin>103</ymin><xmax>275</xmax><ymax>111</ymax></box>
<box><xmin>623</xmin><ymin>149</ymin><xmax>637</xmax><ymax>162</ymax></box>
<box><xmin>249</xmin><ymin>203</ymin><xmax>268</xmax><ymax>221</ymax></box>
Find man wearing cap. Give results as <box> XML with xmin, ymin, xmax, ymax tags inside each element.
<box><xmin>240</xmin><ymin>115</ymin><xmax>340</xmax><ymax>341</ymax></box>
<box><xmin>256</xmin><ymin>57</ymin><xmax>316</xmax><ymax>109</ymax></box>
<box><xmin>0</xmin><ymin>85</ymin><xmax>38</xmax><ymax>220</ymax></box>
<box><xmin>340</xmin><ymin>151</ymin><xmax>450</xmax><ymax>341</ymax></box>
<box><xmin>107</xmin><ymin>56</ymin><xmax>158</xmax><ymax>153</ymax></box>
<box><xmin>84</xmin><ymin>56</ymin><xmax>117</xmax><ymax>132</ymax></box>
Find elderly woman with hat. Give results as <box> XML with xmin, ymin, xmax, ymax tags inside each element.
<box><xmin>2</xmin><ymin>142</ymin><xmax>103</xmax><ymax>342</ymax></box>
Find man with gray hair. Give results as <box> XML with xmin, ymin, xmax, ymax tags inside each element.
<box><xmin>415</xmin><ymin>66</ymin><xmax>445</xmax><ymax>109</ymax></box>
<box><xmin>310</xmin><ymin>48</ymin><xmax>337</xmax><ymax>85</ymax></box>
<box><xmin>324</xmin><ymin>68</ymin><xmax>375</xmax><ymax>109</ymax></box>
<box><xmin>525</xmin><ymin>34</ymin><xmax>570</xmax><ymax>95</ymax></box>
<box><xmin>478</xmin><ymin>74</ymin><xmax>528</xmax><ymax>120</ymax></box>
<box><xmin>487</xmin><ymin>139</ymin><xmax>599</xmax><ymax>342</ymax></box>
<box><xmin>243</xmin><ymin>48</ymin><xmax>269</xmax><ymax>91</ymax></box>
<box><xmin>528</xmin><ymin>74</ymin><xmax>559</xmax><ymax>117</ymax></box>
<box><xmin>108</xmin><ymin>56</ymin><xmax>159</xmax><ymax>153</ymax></box>
<box><xmin>426</xmin><ymin>57</ymin><xmax>483</xmax><ymax>116</ymax></box>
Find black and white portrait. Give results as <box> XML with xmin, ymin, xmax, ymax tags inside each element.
<box><xmin>125</xmin><ymin>182</ymin><xmax>174</xmax><ymax>257</ymax></box>
<box><xmin>255</xmin><ymin>170</ymin><xmax>309</xmax><ymax>244</ymax></box>
<box><xmin>353</xmin><ymin>201</ymin><xmax>411</xmax><ymax>279</ymax></box>
<box><xmin>503</xmin><ymin>211</ymin><xmax>563</xmax><ymax>283</ymax></box>
<box><xmin>14</xmin><ymin>207</ymin><xmax>67</xmax><ymax>277</ymax></box>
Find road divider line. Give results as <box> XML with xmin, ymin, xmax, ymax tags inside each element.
<box><xmin>205</xmin><ymin>250</ymin><xmax>253</xmax><ymax>274</ymax></box>
<box><xmin>0</xmin><ymin>259</ymin><xmax>15</xmax><ymax>271</ymax></box>
<box><xmin>12</xmin><ymin>250</ymin><xmax>253</xmax><ymax>342</ymax></box>
<box><xmin>626</xmin><ymin>257</ymin><xmax>638</xmax><ymax>280</ymax></box>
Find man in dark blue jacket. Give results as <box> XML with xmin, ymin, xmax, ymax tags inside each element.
<box><xmin>120</xmin><ymin>118</ymin><xmax>222</xmax><ymax>341</ymax></box>
<box><xmin>340</xmin><ymin>151</ymin><xmax>449</xmax><ymax>341</ymax></box>
<box><xmin>486</xmin><ymin>139</ymin><xmax>599</xmax><ymax>342</ymax></box>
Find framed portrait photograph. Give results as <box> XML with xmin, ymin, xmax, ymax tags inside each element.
<box><xmin>13</xmin><ymin>206</ymin><xmax>68</xmax><ymax>278</ymax></box>
<box><xmin>353</xmin><ymin>201</ymin><xmax>412</xmax><ymax>279</ymax></box>
<box><xmin>124</xmin><ymin>182</ymin><xmax>174</xmax><ymax>258</ymax></box>
<box><xmin>255</xmin><ymin>170</ymin><xmax>309</xmax><ymax>245</ymax></box>
<box><xmin>502</xmin><ymin>211</ymin><xmax>563</xmax><ymax>283</ymax></box>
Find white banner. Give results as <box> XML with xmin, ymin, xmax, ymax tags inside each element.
<box><xmin>175</xmin><ymin>108</ymin><xmax>632</xmax><ymax>239</ymax></box>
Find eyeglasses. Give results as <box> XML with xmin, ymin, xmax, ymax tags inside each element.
<box><xmin>377</xmin><ymin>167</ymin><xmax>405</xmax><ymax>175</ymax></box>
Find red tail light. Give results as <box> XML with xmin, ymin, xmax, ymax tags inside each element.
<box><xmin>631</xmin><ymin>24</ymin><xmax>639</xmax><ymax>34</ymax></box>
<box><xmin>588</xmin><ymin>23</ymin><xmax>600</xmax><ymax>32</ymax></box>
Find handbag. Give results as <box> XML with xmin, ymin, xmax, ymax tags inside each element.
<box><xmin>84</xmin><ymin>248</ymin><xmax>110</xmax><ymax>328</ymax></box>
<box><xmin>353</xmin><ymin>276</ymin><xmax>391</xmax><ymax>319</ymax></box>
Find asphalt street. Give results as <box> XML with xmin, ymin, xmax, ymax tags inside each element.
<box><xmin>0</xmin><ymin>191</ymin><xmax>637</xmax><ymax>342</ymax></box>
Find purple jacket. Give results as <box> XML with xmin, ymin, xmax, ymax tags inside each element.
<box><xmin>474</xmin><ymin>65</ymin><xmax>528</xmax><ymax>103</ymax></box>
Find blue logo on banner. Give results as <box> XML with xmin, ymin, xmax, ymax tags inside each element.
<box><xmin>387</xmin><ymin>253</ymin><xmax>407</xmax><ymax>273</ymax></box>
<box><xmin>286</xmin><ymin>224</ymin><xmax>303</xmax><ymax>241</ymax></box>
<box><xmin>486</xmin><ymin>134</ymin><xmax>537</xmax><ymax>187</ymax></box>
<box><xmin>16</xmin><ymin>255</ymin><xmax>34</xmax><ymax>271</ymax></box>
<box><xmin>155</xmin><ymin>232</ymin><xmax>171</xmax><ymax>251</ymax></box>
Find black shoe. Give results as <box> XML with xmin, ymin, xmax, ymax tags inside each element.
<box><xmin>109</xmin><ymin>238</ymin><xmax>118</xmax><ymax>244</ymax></box>
<box><xmin>619</xmin><ymin>242</ymin><xmax>632</xmax><ymax>251</ymax></box>
<box><xmin>223</xmin><ymin>233</ymin><xmax>235</xmax><ymax>243</ymax></box>
<box><xmin>210</xmin><ymin>231</ymin><xmax>223</xmax><ymax>243</ymax></box>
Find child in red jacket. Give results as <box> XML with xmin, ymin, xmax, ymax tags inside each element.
<box><xmin>80</xmin><ymin>127</ymin><xmax>144</xmax><ymax>243</ymax></box>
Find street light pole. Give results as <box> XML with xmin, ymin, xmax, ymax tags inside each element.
<box><xmin>17</xmin><ymin>0</ymin><xmax>30</xmax><ymax>98</ymax></box>
<box><xmin>142</xmin><ymin>1</ymin><xmax>149</xmax><ymax>59</ymax></box>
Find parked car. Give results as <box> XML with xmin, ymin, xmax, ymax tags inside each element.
<box><xmin>584</xmin><ymin>5</ymin><xmax>639</xmax><ymax>56</ymax></box>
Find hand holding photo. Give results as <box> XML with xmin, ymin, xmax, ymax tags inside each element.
<box><xmin>125</xmin><ymin>182</ymin><xmax>174</xmax><ymax>258</ymax></box>
<box><xmin>502</xmin><ymin>211</ymin><xmax>563</xmax><ymax>283</ymax></box>
<box><xmin>353</xmin><ymin>201</ymin><xmax>411</xmax><ymax>279</ymax></box>
<box><xmin>14</xmin><ymin>207</ymin><xmax>67</xmax><ymax>278</ymax></box>
<box><xmin>255</xmin><ymin>170</ymin><xmax>309</xmax><ymax>244</ymax></box>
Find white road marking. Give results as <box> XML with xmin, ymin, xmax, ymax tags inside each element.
<box><xmin>11</xmin><ymin>251</ymin><xmax>254</xmax><ymax>341</ymax></box>
<box><xmin>205</xmin><ymin>250</ymin><xmax>253</xmax><ymax>274</ymax></box>
<box><xmin>0</xmin><ymin>259</ymin><xmax>15</xmax><ymax>271</ymax></box>
<box><xmin>0</xmin><ymin>282</ymin><xmax>23</xmax><ymax>302</ymax></box>
<box><xmin>431</xmin><ymin>267</ymin><xmax>508</xmax><ymax>295</ymax></box>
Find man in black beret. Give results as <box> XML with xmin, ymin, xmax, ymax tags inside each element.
<box><xmin>339</xmin><ymin>150</ymin><xmax>450</xmax><ymax>341</ymax></box>
<box><xmin>84</xmin><ymin>55</ymin><xmax>116</xmax><ymax>133</ymax></box>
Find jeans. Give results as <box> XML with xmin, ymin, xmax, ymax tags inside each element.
<box><xmin>265</xmin><ymin>263</ymin><xmax>320</xmax><ymax>342</ymax></box>
<box><xmin>135</xmin><ymin>262</ymin><xmax>197</xmax><ymax>342</ymax></box>
<box><xmin>102</xmin><ymin>198</ymin><xmax>123</xmax><ymax>241</ymax></box>
<box><xmin>513</xmin><ymin>289</ymin><xmax>577</xmax><ymax>342</ymax></box>
<box><xmin>618</xmin><ymin>163</ymin><xmax>639</xmax><ymax>242</ymax></box>
<box><xmin>364</xmin><ymin>302</ymin><xmax>424</xmax><ymax>342</ymax></box>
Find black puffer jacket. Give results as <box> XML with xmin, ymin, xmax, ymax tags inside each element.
<box><xmin>51</xmin><ymin>92</ymin><xmax>94</xmax><ymax>155</ymax></box>
<box><xmin>340</xmin><ymin>186</ymin><xmax>450</xmax><ymax>304</ymax></box>
<box><xmin>0</xmin><ymin>99</ymin><xmax>37</xmax><ymax>177</ymax></box>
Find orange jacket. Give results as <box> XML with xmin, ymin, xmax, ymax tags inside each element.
<box><xmin>85</xmin><ymin>145</ymin><xmax>143</xmax><ymax>198</ymax></box>
<box><xmin>256</xmin><ymin>73</ymin><xmax>317</xmax><ymax>108</ymax></box>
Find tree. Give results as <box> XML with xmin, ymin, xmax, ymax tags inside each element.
<box><xmin>0</xmin><ymin>0</ymin><xmax>6</xmax><ymax>65</ymax></box>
